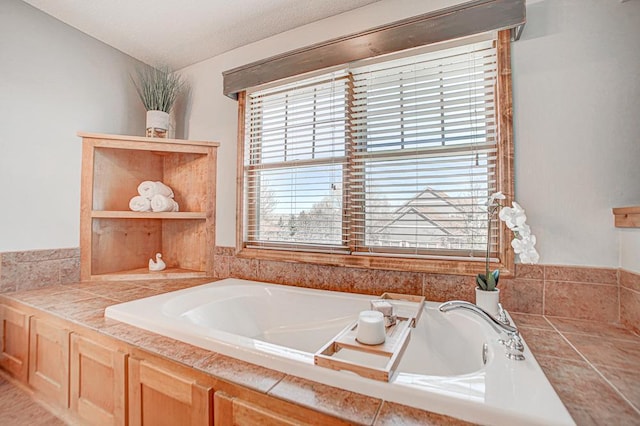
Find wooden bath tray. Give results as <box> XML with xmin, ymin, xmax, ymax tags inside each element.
<box><xmin>314</xmin><ymin>293</ymin><xmax>425</xmax><ymax>382</ymax></box>
<box><xmin>379</xmin><ymin>292</ymin><xmax>425</xmax><ymax>326</ymax></box>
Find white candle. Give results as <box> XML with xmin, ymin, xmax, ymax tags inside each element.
<box><xmin>356</xmin><ymin>310</ymin><xmax>386</xmax><ymax>345</ymax></box>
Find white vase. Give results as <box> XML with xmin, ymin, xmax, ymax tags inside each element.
<box><xmin>475</xmin><ymin>287</ymin><xmax>500</xmax><ymax>317</ymax></box>
<box><xmin>146</xmin><ymin>110</ymin><xmax>170</xmax><ymax>138</ymax></box>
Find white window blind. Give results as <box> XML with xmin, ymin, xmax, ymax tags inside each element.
<box><xmin>245</xmin><ymin>73</ymin><xmax>350</xmax><ymax>252</ymax></box>
<box><xmin>244</xmin><ymin>38</ymin><xmax>499</xmax><ymax>258</ymax></box>
<box><xmin>351</xmin><ymin>39</ymin><xmax>498</xmax><ymax>257</ymax></box>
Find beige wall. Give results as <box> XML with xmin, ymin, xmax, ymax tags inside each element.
<box><xmin>181</xmin><ymin>0</ymin><xmax>640</xmax><ymax>269</ymax></box>
<box><xmin>0</xmin><ymin>0</ymin><xmax>148</xmax><ymax>251</ymax></box>
<box><xmin>512</xmin><ymin>0</ymin><xmax>640</xmax><ymax>268</ymax></box>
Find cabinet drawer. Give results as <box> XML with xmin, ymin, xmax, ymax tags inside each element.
<box><xmin>70</xmin><ymin>333</ymin><xmax>127</xmax><ymax>425</ymax></box>
<box><xmin>129</xmin><ymin>357</ymin><xmax>212</xmax><ymax>426</ymax></box>
<box><xmin>28</xmin><ymin>316</ymin><xmax>70</xmax><ymax>407</ymax></box>
<box><xmin>0</xmin><ymin>304</ymin><xmax>30</xmax><ymax>382</ymax></box>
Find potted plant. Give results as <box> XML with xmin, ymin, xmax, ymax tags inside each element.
<box><xmin>132</xmin><ymin>66</ymin><xmax>185</xmax><ymax>138</ymax></box>
<box><xmin>476</xmin><ymin>192</ymin><xmax>539</xmax><ymax>316</ymax></box>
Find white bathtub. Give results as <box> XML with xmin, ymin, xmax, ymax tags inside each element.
<box><xmin>105</xmin><ymin>278</ymin><xmax>574</xmax><ymax>425</ymax></box>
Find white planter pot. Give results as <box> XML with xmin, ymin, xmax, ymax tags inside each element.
<box><xmin>475</xmin><ymin>287</ymin><xmax>500</xmax><ymax>317</ymax></box>
<box><xmin>146</xmin><ymin>110</ymin><xmax>170</xmax><ymax>138</ymax></box>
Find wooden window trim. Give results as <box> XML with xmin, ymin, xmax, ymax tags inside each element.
<box><xmin>223</xmin><ymin>0</ymin><xmax>525</xmax><ymax>99</ymax></box>
<box><xmin>235</xmin><ymin>30</ymin><xmax>515</xmax><ymax>277</ymax></box>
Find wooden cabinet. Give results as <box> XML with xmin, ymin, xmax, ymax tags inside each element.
<box><xmin>70</xmin><ymin>334</ymin><xmax>127</xmax><ymax>426</ymax></box>
<box><xmin>0</xmin><ymin>304</ymin><xmax>30</xmax><ymax>382</ymax></box>
<box><xmin>28</xmin><ymin>317</ymin><xmax>70</xmax><ymax>407</ymax></box>
<box><xmin>1</xmin><ymin>303</ymin><xmax>353</xmax><ymax>426</ymax></box>
<box><xmin>214</xmin><ymin>392</ymin><xmax>302</xmax><ymax>426</ymax></box>
<box><xmin>213</xmin><ymin>391</ymin><xmax>350</xmax><ymax>426</ymax></box>
<box><xmin>79</xmin><ymin>132</ymin><xmax>219</xmax><ymax>281</ymax></box>
<box><xmin>128</xmin><ymin>357</ymin><xmax>213</xmax><ymax>426</ymax></box>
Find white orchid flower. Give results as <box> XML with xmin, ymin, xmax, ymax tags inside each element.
<box><xmin>499</xmin><ymin>201</ymin><xmax>527</xmax><ymax>230</ymax></box>
<box><xmin>515</xmin><ymin>223</ymin><xmax>531</xmax><ymax>239</ymax></box>
<box><xmin>511</xmin><ymin>234</ymin><xmax>536</xmax><ymax>253</ymax></box>
<box><xmin>486</xmin><ymin>191</ymin><xmax>505</xmax><ymax>207</ymax></box>
<box><xmin>519</xmin><ymin>248</ymin><xmax>540</xmax><ymax>264</ymax></box>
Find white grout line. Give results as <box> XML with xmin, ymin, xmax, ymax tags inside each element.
<box><xmin>545</xmin><ymin>318</ymin><xmax>640</xmax><ymax>416</ymax></box>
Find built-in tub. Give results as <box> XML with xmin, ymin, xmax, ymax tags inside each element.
<box><xmin>105</xmin><ymin>278</ymin><xmax>574</xmax><ymax>425</ymax></box>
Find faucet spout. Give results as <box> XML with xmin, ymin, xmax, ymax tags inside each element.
<box><xmin>439</xmin><ymin>300</ymin><xmax>525</xmax><ymax>360</ymax></box>
<box><xmin>439</xmin><ymin>300</ymin><xmax>517</xmax><ymax>334</ymax></box>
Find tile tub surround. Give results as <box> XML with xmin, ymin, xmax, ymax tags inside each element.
<box><xmin>2</xmin><ymin>246</ymin><xmax>638</xmax><ymax>329</ymax></box>
<box><xmin>512</xmin><ymin>313</ymin><xmax>640</xmax><ymax>425</ymax></box>
<box><xmin>0</xmin><ymin>248</ymin><xmax>80</xmax><ymax>293</ymax></box>
<box><xmin>214</xmin><ymin>247</ymin><xmax>633</xmax><ymax>324</ymax></box>
<box><xmin>1</xmin><ymin>280</ymin><xmax>639</xmax><ymax>424</ymax></box>
<box><xmin>621</xmin><ymin>269</ymin><xmax>640</xmax><ymax>334</ymax></box>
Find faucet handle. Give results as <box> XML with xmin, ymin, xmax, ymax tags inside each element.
<box><xmin>500</xmin><ymin>332</ymin><xmax>525</xmax><ymax>361</ymax></box>
<box><xmin>497</xmin><ymin>303</ymin><xmax>510</xmax><ymax>326</ymax></box>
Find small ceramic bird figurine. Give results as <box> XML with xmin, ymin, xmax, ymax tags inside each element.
<box><xmin>148</xmin><ymin>253</ymin><xmax>166</xmax><ymax>272</ymax></box>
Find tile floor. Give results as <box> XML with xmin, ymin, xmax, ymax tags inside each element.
<box><xmin>0</xmin><ymin>376</ymin><xmax>65</xmax><ymax>426</ymax></box>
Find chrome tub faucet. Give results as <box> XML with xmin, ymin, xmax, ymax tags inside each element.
<box><xmin>438</xmin><ymin>300</ymin><xmax>525</xmax><ymax>361</ymax></box>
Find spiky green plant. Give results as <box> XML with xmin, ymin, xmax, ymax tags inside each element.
<box><xmin>132</xmin><ymin>66</ymin><xmax>184</xmax><ymax>113</ymax></box>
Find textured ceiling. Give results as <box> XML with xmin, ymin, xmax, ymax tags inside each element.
<box><xmin>21</xmin><ymin>0</ymin><xmax>382</xmax><ymax>70</ymax></box>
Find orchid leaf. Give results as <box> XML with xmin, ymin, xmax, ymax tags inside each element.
<box><xmin>476</xmin><ymin>274</ymin><xmax>487</xmax><ymax>290</ymax></box>
<box><xmin>492</xmin><ymin>269</ymin><xmax>500</xmax><ymax>286</ymax></box>
<box><xmin>487</xmin><ymin>273</ymin><xmax>496</xmax><ymax>291</ymax></box>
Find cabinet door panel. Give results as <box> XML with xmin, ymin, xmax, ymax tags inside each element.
<box><xmin>28</xmin><ymin>317</ymin><xmax>70</xmax><ymax>407</ymax></box>
<box><xmin>0</xmin><ymin>304</ymin><xmax>30</xmax><ymax>382</ymax></box>
<box><xmin>70</xmin><ymin>334</ymin><xmax>127</xmax><ymax>425</ymax></box>
<box><xmin>213</xmin><ymin>392</ymin><xmax>306</xmax><ymax>426</ymax></box>
<box><xmin>129</xmin><ymin>357</ymin><xmax>212</xmax><ymax>426</ymax></box>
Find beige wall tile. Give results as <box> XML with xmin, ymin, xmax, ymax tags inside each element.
<box><xmin>499</xmin><ymin>278</ymin><xmax>543</xmax><ymax>314</ymax></box>
<box><xmin>545</xmin><ymin>265</ymin><xmax>617</xmax><ymax>284</ymax></box>
<box><xmin>620</xmin><ymin>269</ymin><xmax>640</xmax><ymax>292</ymax></box>
<box><xmin>620</xmin><ymin>287</ymin><xmax>640</xmax><ymax>335</ymax></box>
<box><xmin>515</xmin><ymin>264</ymin><xmax>544</xmax><ymax>280</ymax></box>
<box><xmin>423</xmin><ymin>274</ymin><xmax>474</xmax><ymax>303</ymax></box>
<box><xmin>544</xmin><ymin>281</ymin><xmax>618</xmax><ymax>322</ymax></box>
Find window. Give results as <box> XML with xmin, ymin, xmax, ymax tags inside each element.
<box><xmin>244</xmin><ymin>73</ymin><xmax>349</xmax><ymax>252</ymax></box>
<box><xmin>238</xmin><ymin>32</ymin><xmax>513</xmax><ymax>274</ymax></box>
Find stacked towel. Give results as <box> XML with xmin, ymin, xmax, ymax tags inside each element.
<box><xmin>137</xmin><ymin>181</ymin><xmax>174</xmax><ymax>199</ymax></box>
<box><xmin>151</xmin><ymin>194</ymin><xmax>179</xmax><ymax>212</ymax></box>
<box><xmin>129</xmin><ymin>181</ymin><xmax>179</xmax><ymax>212</ymax></box>
<box><xmin>129</xmin><ymin>195</ymin><xmax>151</xmax><ymax>212</ymax></box>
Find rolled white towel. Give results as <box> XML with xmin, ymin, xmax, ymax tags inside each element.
<box><xmin>129</xmin><ymin>195</ymin><xmax>151</xmax><ymax>212</ymax></box>
<box><xmin>137</xmin><ymin>181</ymin><xmax>174</xmax><ymax>200</ymax></box>
<box><xmin>151</xmin><ymin>194</ymin><xmax>179</xmax><ymax>212</ymax></box>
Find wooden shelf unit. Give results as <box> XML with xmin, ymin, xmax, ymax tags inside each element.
<box><xmin>79</xmin><ymin>133</ymin><xmax>219</xmax><ymax>281</ymax></box>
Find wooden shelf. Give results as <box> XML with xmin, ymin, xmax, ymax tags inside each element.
<box><xmin>89</xmin><ymin>267</ymin><xmax>208</xmax><ymax>281</ymax></box>
<box><xmin>78</xmin><ymin>132</ymin><xmax>219</xmax><ymax>148</ymax></box>
<box><xmin>79</xmin><ymin>133</ymin><xmax>218</xmax><ymax>281</ymax></box>
<box><xmin>613</xmin><ymin>206</ymin><xmax>640</xmax><ymax>228</ymax></box>
<box><xmin>92</xmin><ymin>211</ymin><xmax>207</xmax><ymax>220</ymax></box>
